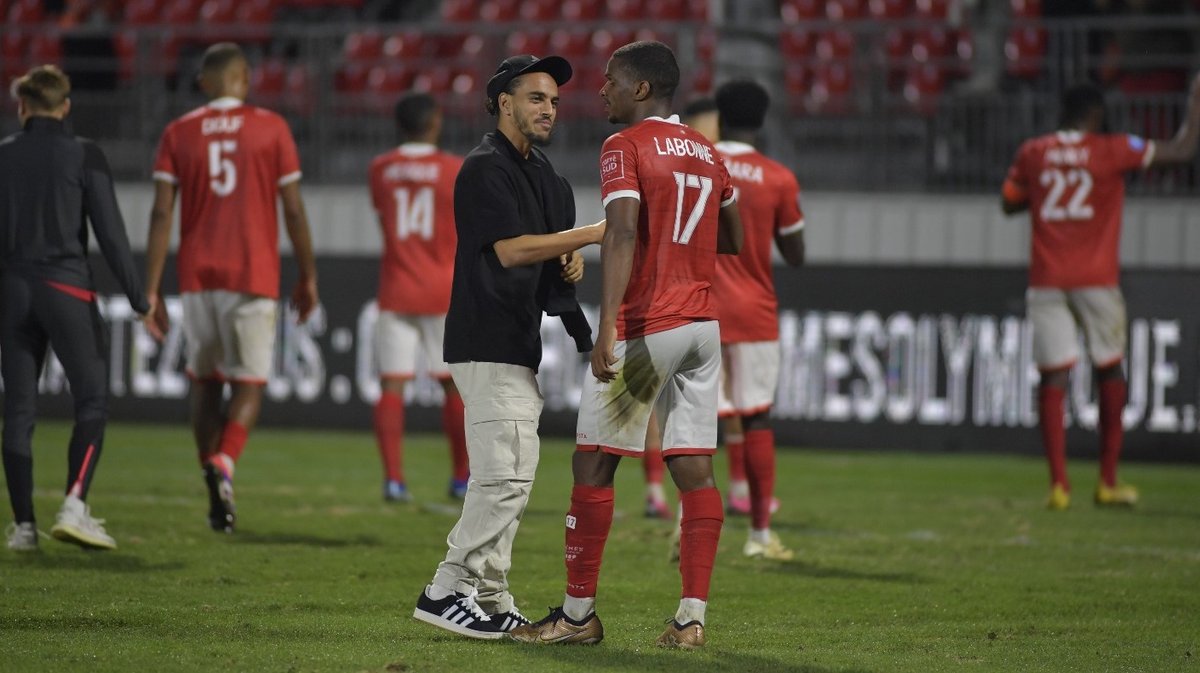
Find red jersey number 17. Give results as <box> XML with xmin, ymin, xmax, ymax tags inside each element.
<box><xmin>672</xmin><ymin>171</ymin><xmax>713</xmax><ymax>245</ymax></box>
<box><xmin>394</xmin><ymin>186</ymin><xmax>434</xmax><ymax>241</ymax></box>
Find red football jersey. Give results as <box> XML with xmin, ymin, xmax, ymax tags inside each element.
<box><xmin>1004</xmin><ymin>130</ymin><xmax>1153</xmax><ymax>288</ymax></box>
<box><xmin>369</xmin><ymin>143</ymin><xmax>462</xmax><ymax>315</ymax></box>
<box><xmin>599</xmin><ymin>115</ymin><xmax>736</xmax><ymax>340</ymax></box>
<box><xmin>153</xmin><ymin>97</ymin><xmax>302</xmax><ymax>298</ymax></box>
<box><xmin>711</xmin><ymin>141</ymin><xmax>805</xmax><ymax>343</ymax></box>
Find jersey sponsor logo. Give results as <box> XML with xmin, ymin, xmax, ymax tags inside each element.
<box><xmin>600</xmin><ymin>150</ymin><xmax>624</xmax><ymax>184</ymax></box>
<box><xmin>1128</xmin><ymin>135</ymin><xmax>1146</xmax><ymax>151</ymax></box>
<box><xmin>652</xmin><ymin>135</ymin><xmax>715</xmax><ymax>164</ymax></box>
<box><xmin>726</xmin><ymin>160</ymin><xmax>765</xmax><ymax>184</ymax></box>
<box><xmin>201</xmin><ymin>115</ymin><xmax>244</xmax><ymax>135</ymax></box>
<box><xmin>384</xmin><ymin>162</ymin><xmax>440</xmax><ymax>182</ymax></box>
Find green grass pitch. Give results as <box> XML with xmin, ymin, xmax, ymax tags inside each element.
<box><xmin>1</xmin><ymin>422</ymin><xmax>1197</xmax><ymax>673</ymax></box>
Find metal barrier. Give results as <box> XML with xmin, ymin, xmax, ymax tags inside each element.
<box><xmin>0</xmin><ymin>15</ymin><xmax>1195</xmax><ymax>193</ymax></box>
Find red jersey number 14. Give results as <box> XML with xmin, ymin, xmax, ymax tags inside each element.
<box><xmin>394</xmin><ymin>186</ymin><xmax>434</xmax><ymax>241</ymax></box>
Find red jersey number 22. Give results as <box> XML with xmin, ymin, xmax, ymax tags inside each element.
<box><xmin>1039</xmin><ymin>167</ymin><xmax>1094</xmax><ymax>221</ymax></box>
<box><xmin>671</xmin><ymin>171</ymin><xmax>713</xmax><ymax>245</ymax></box>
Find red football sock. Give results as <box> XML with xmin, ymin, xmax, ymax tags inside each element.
<box><xmin>217</xmin><ymin>421</ymin><xmax>249</xmax><ymax>464</ymax></box>
<box><xmin>726</xmin><ymin>434</ymin><xmax>747</xmax><ymax>483</ymax></box>
<box><xmin>1098</xmin><ymin>374</ymin><xmax>1126</xmax><ymax>488</ymax></box>
<box><xmin>679</xmin><ymin>486</ymin><xmax>724</xmax><ymax>600</ymax></box>
<box><xmin>744</xmin><ymin>428</ymin><xmax>776</xmax><ymax>530</ymax></box>
<box><xmin>442</xmin><ymin>390</ymin><xmax>469</xmax><ymax>481</ymax></box>
<box><xmin>565</xmin><ymin>482</ymin><xmax>614</xmax><ymax>599</ymax></box>
<box><xmin>643</xmin><ymin>444</ymin><xmax>665</xmax><ymax>486</ymax></box>
<box><xmin>374</xmin><ymin>391</ymin><xmax>404</xmax><ymax>483</ymax></box>
<box><xmin>1038</xmin><ymin>384</ymin><xmax>1069</xmax><ymax>490</ymax></box>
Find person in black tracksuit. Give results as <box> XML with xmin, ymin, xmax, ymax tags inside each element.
<box><xmin>0</xmin><ymin>66</ymin><xmax>148</xmax><ymax>551</ymax></box>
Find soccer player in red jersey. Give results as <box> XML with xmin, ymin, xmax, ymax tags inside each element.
<box><xmin>1002</xmin><ymin>76</ymin><xmax>1200</xmax><ymax>510</ymax></box>
<box><xmin>513</xmin><ymin>41</ymin><xmax>743</xmax><ymax>649</ymax></box>
<box><xmin>143</xmin><ymin>43</ymin><xmax>320</xmax><ymax>532</ymax></box>
<box><xmin>711</xmin><ymin>79</ymin><xmax>806</xmax><ymax>558</ymax></box>
<box><xmin>368</xmin><ymin>93</ymin><xmax>468</xmax><ymax>503</ymax></box>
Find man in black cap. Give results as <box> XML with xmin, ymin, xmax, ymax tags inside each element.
<box><xmin>412</xmin><ymin>53</ymin><xmax>604</xmax><ymax>640</ymax></box>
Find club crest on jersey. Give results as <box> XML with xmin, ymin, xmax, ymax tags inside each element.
<box><xmin>600</xmin><ymin>150</ymin><xmax>624</xmax><ymax>184</ymax></box>
<box><xmin>1128</xmin><ymin>135</ymin><xmax>1146</xmax><ymax>151</ymax></box>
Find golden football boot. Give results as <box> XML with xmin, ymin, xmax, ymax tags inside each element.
<box><xmin>1094</xmin><ymin>483</ymin><xmax>1138</xmax><ymax>507</ymax></box>
<box><xmin>509</xmin><ymin>607</ymin><xmax>604</xmax><ymax>645</ymax></box>
<box><xmin>656</xmin><ymin>620</ymin><xmax>706</xmax><ymax>649</ymax></box>
<box><xmin>1046</xmin><ymin>483</ymin><xmax>1070</xmax><ymax>511</ymax></box>
<box><xmin>743</xmin><ymin>531</ymin><xmax>795</xmax><ymax>560</ymax></box>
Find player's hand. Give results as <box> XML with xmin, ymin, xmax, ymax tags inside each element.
<box><xmin>560</xmin><ymin>251</ymin><xmax>584</xmax><ymax>284</ymax></box>
<box><xmin>591</xmin><ymin>219</ymin><xmax>607</xmax><ymax>245</ymax></box>
<box><xmin>291</xmin><ymin>277</ymin><xmax>319</xmax><ymax>322</ymax></box>
<box><xmin>591</xmin><ymin>325</ymin><xmax>618</xmax><ymax>382</ymax></box>
<box><xmin>142</xmin><ymin>292</ymin><xmax>170</xmax><ymax>342</ymax></box>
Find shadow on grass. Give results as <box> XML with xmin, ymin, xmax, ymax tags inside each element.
<box><xmin>503</xmin><ymin>639</ymin><xmax>877</xmax><ymax>673</ymax></box>
<box><xmin>754</xmin><ymin>559</ymin><xmax>926</xmax><ymax>584</ymax></box>
<box><xmin>1</xmin><ymin>552</ymin><xmax>185</xmax><ymax>574</ymax></box>
<box><xmin>231</xmin><ymin>531</ymin><xmax>382</xmax><ymax>548</ymax></box>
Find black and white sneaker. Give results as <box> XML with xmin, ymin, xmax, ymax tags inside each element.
<box><xmin>489</xmin><ymin>605</ymin><xmax>532</xmax><ymax>633</ymax></box>
<box><xmin>413</xmin><ymin>587</ymin><xmax>505</xmax><ymax>640</ymax></box>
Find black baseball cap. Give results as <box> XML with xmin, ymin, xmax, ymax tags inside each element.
<box><xmin>486</xmin><ymin>54</ymin><xmax>573</xmax><ymax>103</ymax></box>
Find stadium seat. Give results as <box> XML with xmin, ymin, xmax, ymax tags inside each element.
<box><xmin>591</xmin><ymin>28</ymin><xmax>636</xmax><ymax>58</ymax></box>
<box><xmin>784</xmin><ymin>62</ymin><xmax>811</xmax><ymax>97</ymax></box>
<box><xmin>882</xmin><ymin>27</ymin><xmax>910</xmax><ymax>63</ymax></box>
<box><xmin>607</xmin><ymin>0</ymin><xmax>645</xmax><ymax>21</ymax></box>
<box><xmin>450</xmin><ymin>70</ymin><xmax>478</xmax><ymax>96</ymax></box>
<box><xmin>343</xmin><ymin>30</ymin><xmax>383</xmax><ymax>63</ymax></box>
<box><xmin>902</xmin><ymin>61</ymin><xmax>944</xmax><ymax>115</ymax></box>
<box><xmin>479</xmin><ymin>0</ymin><xmax>520</xmax><ymax>22</ymax></box>
<box><xmin>1004</xmin><ymin>25</ymin><xmax>1046</xmax><ymax>79</ymax></box>
<box><xmin>458</xmin><ymin>34</ymin><xmax>489</xmax><ymax>60</ymax></box>
<box><xmin>251</xmin><ymin>58</ymin><xmax>287</xmax><ymax>98</ymax></box>
<box><xmin>869</xmin><ymin>0</ymin><xmax>910</xmax><ymax>19</ymax></box>
<box><xmin>411</xmin><ymin>66</ymin><xmax>455</xmax><ymax>94</ymax></box>
<box><xmin>335</xmin><ymin>61</ymin><xmax>370</xmax><ymax>93</ymax></box>
<box><xmin>815</xmin><ymin>30</ymin><xmax>855</xmax><ymax>62</ymax></box>
<box><xmin>808</xmin><ymin>61</ymin><xmax>855</xmax><ymax>114</ymax></box>
<box><xmin>6</xmin><ymin>0</ymin><xmax>43</xmax><ymax>24</ymax></box>
<box><xmin>507</xmin><ymin>31</ymin><xmax>549</xmax><ymax>57</ymax></box>
<box><xmin>442</xmin><ymin>0</ymin><xmax>475</xmax><ymax>22</ymax></box>
<box><xmin>28</xmin><ymin>32</ymin><xmax>62</xmax><ymax>65</ymax></box>
<box><xmin>780</xmin><ymin>28</ymin><xmax>815</xmax><ymax>59</ymax></box>
<box><xmin>236</xmin><ymin>0</ymin><xmax>277</xmax><ymax>26</ymax></box>
<box><xmin>780</xmin><ymin>0</ymin><xmax>822</xmax><ymax>22</ymax></box>
<box><xmin>645</xmin><ymin>0</ymin><xmax>687</xmax><ymax>20</ymax></box>
<box><xmin>826</xmin><ymin>0</ymin><xmax>866</xmax><ymax>20</ymax></box>
<box><xmin>1009</xmin><ymin>0</ymin><xmax>1041</xmax><ymax>17</ymax></box>
<box><xmin>911</xmin><ymin>26</ymin><xmax>951</xmax><ymax>64</ymax></box>
<box><xmin>382</xmin><ymin>32</ymin><xmax>424</xmax><ymax>60</ymax></box>
<box><xmin>561</xmin><ymin>0</ymin><xmax>602</xmax><ymax>21</ymax></box>
<box><xmin>914</xmin><ymin>0</ymin><xmax>950</xmax><ymax>19</ymax></box>
<box><xmin>548</xmin><ymin>28</ymin><xmax>591</xmax><ymax>59</ymax></box>
<box><xmin>199</xmin><ymin>0</ymin><xmax>237</xmax><ymax>24</ymax></box>
<box><xmin>519</xmin><ymin>0</ymin><xmax>559</xmax><ymax>21</ymax></box>
<box><xmin>685</xmin><ymin>0</ymin><xmax>710</xmax><ymax>21</ymax></box>
<box><xmin>367</xmin><ymin>63</ymin><xmax>412</xmax><ymax>97</ymax></box>
<box><xmin>122</xmin><ymin>0</ymin><xmax>164</xmax><ymax>25</ymax></box>
<box><xmin>163</xmin><ymin>0</ymin><xmax>202</xmax><ymax>24</ymax></box>
<box><xmin>284</xmin><ymin>64</ymin><xmax>314</xmax><ymax>114</ymax></box>
<box><xmin>952</xmin><ymin>28</ymin><xmax>974</xmax><ymax>78</ymax></box>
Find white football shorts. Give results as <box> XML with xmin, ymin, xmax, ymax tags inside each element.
<box><xmin>376</xmin><ymin>311</ymin><xmax>451</xmax><ymax>380</ymax></box>
<box><xmin>182</xmin><ymin>290</ymin><xmax>277</xmax><ymax>383</ymax></box>
<box><xmin>717</xmin><ymin>340</ymin><xmax>781</xmax><ymax>417</ymax></box>
<box><xmin>1027</xmin><ymin>286</ymin><xmax>1127</xmax><ymax>371</ymax></box>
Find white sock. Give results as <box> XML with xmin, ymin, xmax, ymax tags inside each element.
<box><xmin>729</xmin><ymin>480</ymin><xmax>749</xmax><ymax>500</ymax></box>
<box><xmin>750</xmin><ymin>528</ymin><xmax>771</xmax><ymax>545</ymax></box>
<box><xmin>426</xmin><ymin>584</ymin><xmax>454</xmax><ymax>600</ymax></box>
<box><xmin>675</xmin><ymin>597</ymin><xmax>707</xmax><ymax>626</ymax></box>
<box><xmin>647</xmin><ymin>482</ymin><xmax>666</xmax><ymax>502</ymax></box>
<box><xmin>563</xmin><ymin>595</ymin><xmax>595</xmax><ymax>622</ymax></box>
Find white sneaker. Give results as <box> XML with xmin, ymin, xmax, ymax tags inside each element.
<box><xmin>5</xmin><ymin>522</ymin><xmax>39</xmax><ymax>551</ymax></box>
<box><xmin>743</xmin><ymin>530</ymin><xmax>794</xmax><ymax>561</ymax></box>
<box><xmin>50</xmin><ymin>496</ymin><xmax>116</xmax><ymax>550</ymax></box>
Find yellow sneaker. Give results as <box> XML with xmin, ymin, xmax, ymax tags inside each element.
<box><xmin>656</xmin><ymin>620</ymin><xmax>705</xmax><ymax>649</ymax></box>
<box><xmin>1046</xmin><ymin>483</ymin><xmax>1070</xmax><ymax>511</ymax></box>
<box><xmin>743</xmin><ymin>531</ymin><xmax>795</xmax><ymax>561</ymax></box>
<box><xmin>1094</xmin><ymin>483</ymin><xmax>1138</xmax><ymax>507</ymax></box>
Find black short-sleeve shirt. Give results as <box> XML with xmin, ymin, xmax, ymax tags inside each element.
<box><xmin>443</xmin><ymin>131</ymin><xmax>576</xmax><ymax>371</ymax></box>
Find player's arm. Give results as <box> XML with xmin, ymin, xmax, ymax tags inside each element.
<box><xmin>716</xmin><ymin>201</ymin><xmax>744</xmax><ymax>254</ymax></box>
<box><xmin>1148</xmin><ymin>72</ymin><xmax>1200</xmax><ymax>166</ymax></box>
<box><xmin>1001</xmin><ymin>151</ymin><xmax>1029</xmax><ymax>215</ymax></box>
<box><xmin>775</xmin><ymin>230</ymin><xmax>805</xmax><ymax>267</ymax></box>
<box><xmin>144</xmin><ymin>177</ymin><xmax>177</xmax><ymax>340</ymax></box>
<box><xmin>280</xmin><ymin>181</ymin><xmax>319</xmax><ymax>321</ymax></box>
<box><xmin>82</xmin><ymin>142</ymin><xmax>149</xmax><ymax>316</ymax></box>
<box><xmin>591</xmin><ymin>197</ymin><xmax>638</xmax><ymax>381</ymax></box>
<box><xmin>492</xmin><ymin>221</ymin><xmax>605</xmax><ymax>268</ymax></box>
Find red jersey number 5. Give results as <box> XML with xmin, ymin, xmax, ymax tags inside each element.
<box><xmin>208</xmin><ymin>140</ymin><xmax>237</xmax><ymax>197</ymax></box>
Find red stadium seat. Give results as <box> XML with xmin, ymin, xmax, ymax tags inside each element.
<box><xmin>284</xmin><ymin>65</ymin><xmax>314</xmax><ymax>113</ymax></box>
<box><xmin>382</xmin><ymin>32</ymin><xmax>424</xmax><ymax>60</ymax></box>
<box><xmin>911</xmin><ymin>26</ymin><xmax>951</xmax><ymax>64</ymax></box>
<box><xmin>335</xmin><ymin>61</ymin><xmax>370</xmax><ymax>93</ymax></box>
<box><xmin>685</xmin><ymin>0</ymin><xmax>710</xmax><ymax>20</ymax></box>
<box><xmin>6</xmin><ymin>0</ymin><xmax>43</xmax><ymax>24</ymax></box>
<box><xmin>412</xmin><ymin>66</ymin><xmax>455</xmax><ymax>94</ymax></box>
<box><xmin>123</xmin><ymin>0</ymin><xmax>164</xmax><ymax>25</ymax></box>
<box><xmin>780</xmin><ymin>0</ymin><xmax>822</xmax><ymax>22</ymax></box>
<box><xmin>561</xmin><ymin>0</ymin><xmax>602</xmax><ymax>21</ymax></box>
<box><xmin>1004</xmin><ymin>25</ymin><xmax>1046</xmax><ymax>79</ymax></box>
<box><xmin>344</xmin><ymin>30</ymin><xmax>383</xmax><ymax>62</ymax></box>
<box><xmin>507</xmin><ymin>31</ymin><xmax>549</xmax><ymax>57</ymax></box>
<box><xmin>808</xmin><ymin>61</ymin><xmax>855</xmax><ymax>114</ymax></box>
<box><xmin>826</xmin><ymin>0</ymin><xmax>866</xmax><ymax>20</ymax></box>
<box><xmin>815</xmin><ymin>30</ymin><xmax>855</xmax><ymax>62</ymax></box>
<box><xmin>869</xmin><ymin>0</ymin><xmax>910</xmax><ymax>19</ymax></box>
<box><xmin>548</xmin><ymin>28</ymin><xmax>591</xmax><ymax>59</ymax></box>
<box><xmin>520</xmin><ymin>0</ymin><xmax>559</xmax><ymax>21</ymax></box>
<box><xmin>952</xmin><ymin>29</ymin><xmax>974</xmax><ymax>78</ymax></box>
<box><xmin>367</xmin><ymin>63</ymin><xmax>412</xmax><ymax>96</ymax></box>
<box><xmin>645</xmin><ymin>0</ymin><xmax>687</xmax><ymax>20</ymax></box>
<box><xmin>28</xmin><ymin>32</ymin><xmax>62</xmax><ymax>65</ymax></box>
<box><xmin>163</xmin><ymin>0</ymin><xmax>202</xmax><ymax>24</ymax></box>
<box><xmin>1010</xmin><ymin>0</ymin><xmax>1040</xmax><ymax>17</ymax></box>
<box><xmin>902</xmin><ymin>62</ymin><xmax>943</xmax><ymax>115</ymax></box>
<box><xmin>199</xmin><ymin>0</ymin><xmax>237</xmax><ymax>24</ymax></box>
<box><xmin>450</xmin><ymin>70</ymin><xmax>478</xmax><ymax>95</ymax></box>
<box><xmin>112</xmin><ymin>30</ymin><xmax>137</xmax><ymax>80</ymax></box>
<box><xmin>236</xmin><ymin>0</ymin><xmax>276</xmax><ymax>25</ymax></box>
<box><xmin>882</xmin><ymin>27</ymin><xmax>909</xmax><ymax>63</ymax></box>
<box><xmin>251</xmin><ymin>59</ymin><xmax>287</xmax><ymax>97</ymax></box>
<box><xmin>458</xmin><ymin>34</ymin><xmax>489</xmax><ymax>60</ymax></box>
<box><xmin>479</xmin><ymin>0</ymin><xmax>520</xmax><ymax>22</ymax></box>
<box><xmin>780</xmin><ymin>28</ymin><xmax>815</xmax><ymax>59</ymax></box>
<box><xmin>784</xmin><ymin>62</ymin><xmax>811</xmax><ymax>95</ymax></box>
<box><xmin>442</xmin><ymin>0</ymin><xmax>475</xmax><ymax>22</ymax></box>
<box><xmin>607</xmin><ymin>0</ymin><xmax>645</xmax><ymax>21</ymax></box>
<box><xmin>591</xmin><ymin>28</ymin><xmax>636</xmax><ymax>58</ymax></box>
<box><xmin>914</xmin><ymin>0</ymin><xmax>949</xmax><ymax>19</ymax></box>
